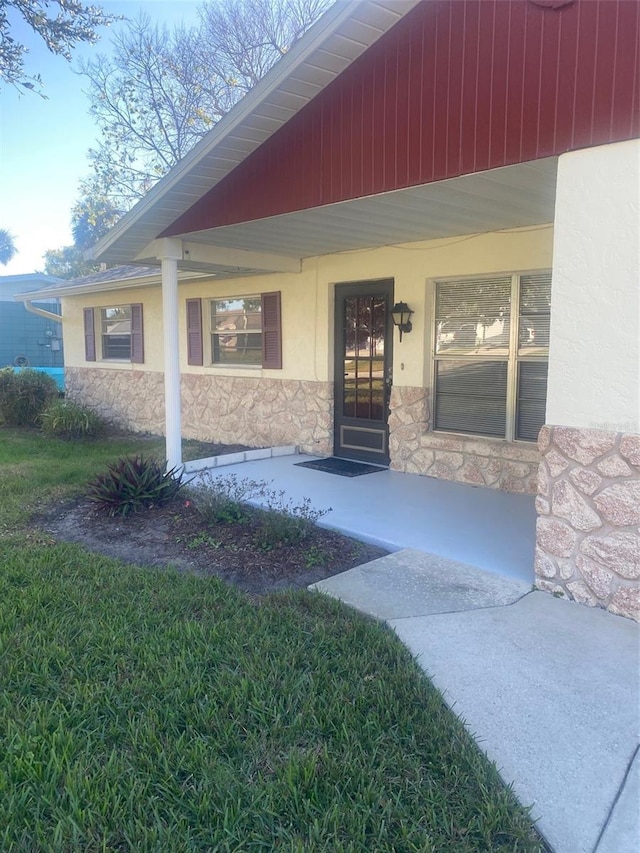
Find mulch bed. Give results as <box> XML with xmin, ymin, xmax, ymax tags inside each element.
<box><xmin>42</xmin><ymin>496</ymin><xmax>388</xmax><ymax>596</ymax></box>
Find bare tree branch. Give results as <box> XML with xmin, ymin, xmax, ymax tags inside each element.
<box><xmin>77</xmin><ymin>1</ymin><xmax>333</xmax><ymax>209</ymax></box>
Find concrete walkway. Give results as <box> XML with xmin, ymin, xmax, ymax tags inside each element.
<box><xmin>193</xmin><ymin>452</ymin><xmax>639</xmax><ymax>852</ymax></box>
<box><xmin>312</xmin><ymin>553</ymin><xmax>639</xmax><ymax>853</ymax></box>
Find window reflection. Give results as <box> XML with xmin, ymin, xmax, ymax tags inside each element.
<box><xmin>101</xmin><ymin>306</ymin><xmax>131</xmax><ymax>360</ymax></box>
<box><xmin>342</xmin><ymin>296</ymin><xmax>386</xmax><ymax>422</ymax></box>
<box><xmin>211</xmin><ymin>297</ymin><xmax>262</xmax><ymax>365</ymax></box>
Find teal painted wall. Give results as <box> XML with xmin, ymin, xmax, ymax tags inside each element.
<box><xmin>0</xmin><ymin>302</ymin><xmax>64</xmax><ymax>368</ymax></box>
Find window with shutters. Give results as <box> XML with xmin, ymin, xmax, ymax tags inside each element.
<box><xmin>99</xmin><ymin>304</ymin><xmax>144</xmax><ymax>363</ymax></box>
<box><xmin>207</xmin><ymin>292</ymin><xmax>281</xmax><ymax>369</ymax></box>
<box><xmin>432</xmin><ymin>271</ymin><xmax>551</xmax><ymax>442</ymax></box>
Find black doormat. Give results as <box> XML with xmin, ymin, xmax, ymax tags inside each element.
<box><xmin>295</xmin><ymin>457</ymin><xmax>387</xmax><ymax>477</ymax></box>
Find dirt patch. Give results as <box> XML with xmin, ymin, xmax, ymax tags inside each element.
<box><xmin>41</xmin><ymin>496</ymin><xmax>388</xmax><ymax>596</ymax></box>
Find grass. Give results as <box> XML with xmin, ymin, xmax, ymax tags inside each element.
<box><xmin>0</xmin><ymin>428</ymin><xmax>217</xmax><ymax>534</ymax></box>
<box><xmin>0</xmin><ymin>428</ymin><xmax>544</xmax><ymax>851</ymax></box>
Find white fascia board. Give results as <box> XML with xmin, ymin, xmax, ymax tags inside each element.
<box><xmin>13</xmin><ymin>271</ymin><xmax>211</xmax><ymax>300</ymax></box>
<box><xmin>90</xmin><ymin>0</ymin><xmax>411</xmax><ymax>264</ymax></box>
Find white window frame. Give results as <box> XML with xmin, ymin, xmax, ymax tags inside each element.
<box><xmin>428</xmin><ymin>270</ymin><xmax>551</xmax><ymax>443</ymax></box>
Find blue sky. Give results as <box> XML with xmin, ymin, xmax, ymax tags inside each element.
<box><xmin>0</xmin><ymin>0</ymin><xmax>201</xmax><ymax>275</ymax></box>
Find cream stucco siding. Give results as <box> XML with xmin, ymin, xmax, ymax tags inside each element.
<box><xmin>63</xmin><ymin>224</ymin><xmax>553</xmax><ymax>486</ymax></box>
<box><xmin>63</xmin><ymin>286</ymin><xmax>165</xmax><ymax>371</ymax></box>
<box><xmin>315</xmin><ymin>224</ymin><xmax>554</xmax><ymax>389</ymax></box>
<box><xmin>64</xmin><ymin>224</ymin><xmax>554</xmax><ymax>380</ymax></box>
<box><xmin>547</xmin><ymin>139</ymin><xmax>640</xmax><ymax>434</ymax></box>
<box><xmin>533</xmin><ymin>141</ymin><xmax>640</xmax><ymax>620</ymax></box>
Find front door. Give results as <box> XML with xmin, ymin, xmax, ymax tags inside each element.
<box><xmin>334</xmin><ymin>280</ymin><xmax>394</xmax><ymax>465</ymax></box>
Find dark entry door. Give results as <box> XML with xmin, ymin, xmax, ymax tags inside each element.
<box><xmin>334</xmin><ymin>280</ymin><xmax>394</xmax><ymax>465</ymax></box>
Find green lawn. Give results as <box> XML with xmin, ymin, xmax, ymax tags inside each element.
<box><xmin>0</xmin><ymin>429</ymin><xmax>544</xmax><ymax>851</ymax></box>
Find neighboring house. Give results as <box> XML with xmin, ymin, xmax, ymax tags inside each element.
<box><xmin>19</xmin><ymin>0</ymin><xmax>639</xmax><ymax>619</ymax></box>
<box><xmin>1</xmin><ymin>274</ymin><xmax>64</xmax><ymax>387</ymax></box>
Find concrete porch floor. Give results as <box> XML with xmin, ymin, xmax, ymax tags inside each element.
<box><xmin>193</xmin><ymin>451</ymin><xmax>639</xmax><ymax>853</ymax></box>
<box><xmin>192</xmin><ymin>452</ymin><xmax>537</xmax><ymax>584</ymax></box>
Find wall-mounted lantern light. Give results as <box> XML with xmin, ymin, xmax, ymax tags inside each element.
<box><xmin>391</xmin><ymin>301</ymin><xmax>413</xmax><ymax>341</ymax></box>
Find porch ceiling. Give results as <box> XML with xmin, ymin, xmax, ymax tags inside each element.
<box><xmin>133</xmin><ymin>157</ymin><xmax>558</xmax><ymax>274</ymax></box>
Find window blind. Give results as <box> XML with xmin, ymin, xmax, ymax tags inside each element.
<box><xmin>434</xmin><ymin>272</ymin><xmax>551</xmax><ymax>442</ymax></box>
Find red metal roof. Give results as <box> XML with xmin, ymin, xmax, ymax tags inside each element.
<box><xmin>164</xmin><ymin>0</ymin><xmax>639</xmax><ymax>238</ymax></box>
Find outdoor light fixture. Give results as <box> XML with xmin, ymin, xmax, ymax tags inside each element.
<box><xmin>391</xmin><ymin>301</ymin><xmax>413</xmax><ymax>341</ymax></box>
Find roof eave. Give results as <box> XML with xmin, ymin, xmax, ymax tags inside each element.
<box><xmin>13</xmin><ymin>270</ymin><xmax>212</xmax><ymax>300</ymax></box>
<box><xmin>91</xmin><ymin>0</ymin><xmax>418</xmax><ymax>264</ymax></box>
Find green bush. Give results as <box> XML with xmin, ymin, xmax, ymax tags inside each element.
<box><xmin>40</xmin><ymin>399</ymin><xmax>107</xmax><ymax>440</ymax></box>
<box><xmin>87</xmin><ymin>456</ymin><xmax>185</xmax><ymax>517</ymax></box>
<box><xmin>0</xmin><ymin>368</ymin><xmax>58</xmax><ymax>427</ymax></box>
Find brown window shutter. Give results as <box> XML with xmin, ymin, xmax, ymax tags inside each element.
<box><xmin>261</xmin><ymin>291</ymin><xmax>282</xmax><ymax>369</ymax></box>
<box><xmin>83</xmin><ymin>307</ymin><xmax>96</xmax><ymax>362</ymax></box>
<box><xmin>186</xmin><ymin>298</ymin><xmax>203</xmax><ymax>366</ymax></box>
<box><xmin>130</xmin><ymin>303</ymin><xmax>144</xmax><ymax>364</ymax></box>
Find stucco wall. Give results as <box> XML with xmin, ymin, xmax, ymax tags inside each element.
<box><xmin>62</xmin><ymin>225</ymin><xmax>553</xmax><ymax>480</ymax></box>
<box><xmin>547</xmin><ymin>139</ymin><xmax>640</xmax><ymax>433</ymax></box>
<box><xmin>63</xmin><ymin>285</ymin><xmax>165</xmax><ymax>372</ymax></box>
<box><xmin>535</xmin><ymin>140</ymin><xmax>640</xmax><ymax>621</ymax></box>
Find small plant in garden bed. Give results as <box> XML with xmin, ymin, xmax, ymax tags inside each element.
<box><xmin>176</xmin><ymin>531</ymin><xmax>223</xmax><ymax>550</ymax></box>
<box><xmin>187</xmin><ymin>473</ymin><xmax>331</xmax><ymax>551</ymax></box>
<box><xmin>254</xmin><ymin>491</ymin><xmax>331</xmax><ymax>550</ymax></box>
<box><xmin>40</xmin><ymin>398</ymin><xmax>107</xmax><ymax>439</ymax></box>
<box><xmin>87</xmin><ymin>455</ymin><xmax>185</xmax><ymax>517</ymax></box>
<box><xmin>304</xmin><ymin>544</ymin><xmax>328</xmax><ymax>569</ymax></box>
<box><xmin>186</xmin><ymin>472</ymin><xmax>268</xmax><ymax>524</ymax></box>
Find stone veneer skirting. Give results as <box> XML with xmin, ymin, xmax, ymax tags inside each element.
<box><xmin>535</xmin><ymin>425</ymin><xmax>640</xmax><ymax>621</ymax></box>
<box><xmin>65</xmin><ymin>367</ymin><xmax>333</xmax><ymax>455</ymax></box>
<box><xmin>180</xmin><ymin>374</ymin><xmax>332</xmax><ymax>455</ymax></box>
<box><xmin>388</xmin><ymin>386</ymin><xmax>540</xmax><ymax>494</ymax></box>
<box><xmin>66</xmin><ymin>367</ymin><xmax>166</xmax><ymax>435</ymax></box>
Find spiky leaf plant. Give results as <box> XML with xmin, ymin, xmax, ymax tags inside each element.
<box><xmin>87</xmin><ymin>455</ymin><xmax>184</xmax><ymax>517</ymax></box>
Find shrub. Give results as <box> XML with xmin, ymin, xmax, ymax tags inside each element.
<box><xmin>254</xmin><ymin>490</ymin><xmax>331</xmax><ymax>550</ymax></box>
<box><xmin>87</xmin><ymin>456</ymin><xmax>184</xmax><ymax>517</ymax></box>
<box><xmin>187</xmin><ymin>472</ymin><xmax>267</xmax><ymax>524</ymax></box>
<box><xmin>40</xmin><ymin>399</ymin><xmax>107</xmax><ymax>440</ymax></box>
<box><xmin>0</xmin><ymin>368</ymin><xmax>58</xmax><ymax>427</ymax></box>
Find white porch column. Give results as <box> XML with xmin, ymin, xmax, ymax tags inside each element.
<box><xmin>535</xmin><ymin>139</ymin><xmax>640</xmax><ymax>621</ymax></box>
<box><xmin>159</xmin><ymin>238</ymin><xmax>184</xmax><ymax>471</ymax></box>
<box><xmin>547</xmin><ymin>138</ymin><xmax>640</xmax><ymax>433</ymax></box>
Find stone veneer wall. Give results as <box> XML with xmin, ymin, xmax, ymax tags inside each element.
<box><xmin>535</xmin><ymin>426</ymin><xmax>640</xmax><ymax>621</ymax></box>
<box><xmin>181</xmin><ymin>374</ymin><xmax>332</xmax><ymax>454</ymax></box>
<box><xmin>66</xmin><ymin>367</ymin><xmax>165</xmax><ymax>434</ymax></box>
<box><xmin>66</xmin><ymin>367</ymin><xmax>333</xmax><ymax>454</ymax></box>
<box><xmin>388</xmin><ymin>386</ymin><xmax>540</xmax><ymax>493</ymax></box>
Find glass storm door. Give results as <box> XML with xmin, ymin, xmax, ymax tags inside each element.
<box><xmin>334</xmin><ymin>280</ymin><xmax>394</xmax><ymax>464</ymax></box>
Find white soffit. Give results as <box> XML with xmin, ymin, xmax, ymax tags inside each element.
<box><xmin>93</xmin><ymin>0</ymin><xmax>419</xmax><ymax>265</ymax></box>
<box><xmin>141</xmin><ymin>158</ymin><xmax>558</xmax><ymax>268</ymax></box>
